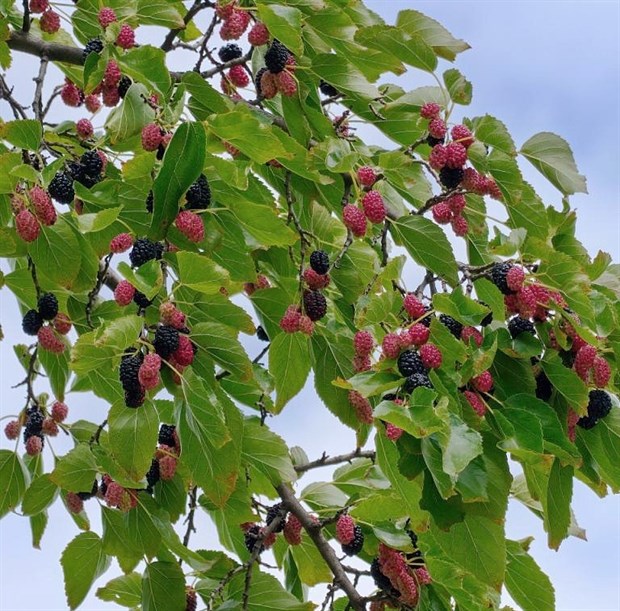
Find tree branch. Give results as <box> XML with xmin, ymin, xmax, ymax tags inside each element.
<box><xmin>277</xmin><ymin>483</ymin><xmax>366</xmax><ymax>610</ymax></box>
<box><xmin>7</xmin><ymin>30</ymin><xmax>84</xmax><ymax>65</ymax></box>
<box><xmin>294</xmin><ymin>448</ymin><xmax>376</xmax><ymax>474</ymax></box>
<box><xmin>161</xmin><ymin>0</ymin><xmax>213</xmax><ymax>52</ymax></box>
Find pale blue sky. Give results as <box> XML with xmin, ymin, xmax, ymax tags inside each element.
<box><xmin>1</xmin><ymin>2</ymin><xmax>619</xmax><ymax>610</ymax></box>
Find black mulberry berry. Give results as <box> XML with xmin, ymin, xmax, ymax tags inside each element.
<box><xmin>125</xmin><ymin>387</ymin><xmax>145</xmax><ymax>408</ymax></box>
<box><xmin>37</xmin><ymin>292</ymin><xmax>58</xmax><ymax>320</ymax></box>
<box><xmin>119</xmin><ymin>351</ymin><xmax>143</xmax><ymax>392</ymax></box>
<box><xmin>80</xmin><ymin>150</ymin><xmax>103</xmax><ymax>177</ymax></box>
<box><xmin>22</xmin><ymin>309</ymin><xmax>43</xmax><ymax>335</ymax></box>
<box><xmin>153</xmin><ymin>325</ymin><xmax>180</xmax><ymax>359</ymax></box>
<box><xmin>426</xmin><ymin>134</ymin><xmax>444</xmax><ymax>147</ymax></box>
<box><xmin>82</xmin><ymin>38</ymin><xmax>104</xmax><ymax>61</ymax></box>
<box><xmin>535</xmin><ymin>372</ymin><xmax>553</xmax><ymax>402</ymax></box>
<box><xmin>24</xmin><ymin>408</ymin><xmax>44</xmax><ymax>437</ymax></box>
<box><xmin>77</xmin><ymin>480</ymin><xmax>99</xmax><ymax>500</ymax></box>
<box><xmin>370</xmin><ymin>559</ymin><xmax>399</xmax><ymax>596</ymax></box>
<box><xmin>397</xmin><ymin>350</ymin><xmax>426</xmax><ymax>377</ymax></box>
<box><xmin>146</xmin><ymin>190</ymin><xmax>153</xmax><ymax>213</ymax></box>
<box><xmin>118</xmin><ymin>76</ymin><xmax>132</xmax><ymax>98</ymax></box>
<box><xmin>402</xmin><ymin>372</ymin><xmax>433</xmax><ymax>393</ymax></box>
<box><xmin>146</xmin><ymin>459</ymin><xmax>160</xmax><ymax>492</ymax></box>
<box><xmin>218</xmin><ymin>43</ymin><xmax>243</xmax><ymax>62</ymax></box>
<box><xmin>256</xmin><ymin>325</ymin><xmax>269</xmax><ymax>342</ymax></box>
<box><xmin>577</xmin><ymin>414</ymin><xmax>598</xmax><ymax>430</ymax></box>
<box><xmin>439</xmin><ymin>166</ymin><xmax>464</xmax><ymax>189</ymax></box>
<box><xmin>303</xmin><ymin>290</ymin><xmax>327</xmax><ymax>321</ymax></box>
<box><xmin>266</xmin><ymin>503</ymin><xmax>286</xmax><ymax>532</ymax></box>
<box><xmin>48</xmin><ymin>171</ymin><xmax>75</xmax><ymax>204</ymax></box>
<box><xmin>341</xmin><ymin>525</ymin><xmax>364</xmax><ymax>556</ymax></box>
<box><xmin>478</xmin><ymin>300</ymin><xmax>493</xmax><ymax>326</ymax></box>
<box><xmin>185</xmin><ymin>174</ymin><xmax>211</xmax><ymax>210</ymax></box>
<box><xmin>508</xmin><ymin>316</ymin><xmax>535</xmax><ymax>338</ymax></box>
<box><xmin>490</xmin><ymin>262</ymin><xmax>514</xmax><ymax>295</ymax></box>
<box><xmin>587</xmin><ymin>390</ymin><xmax>612</xmax><ymax>421</ymax></box>
<box><xmin>439</xmin><ymin>314</ymin><xmax>463</xmax><ymax>338</ymax></box>
<box><xmin>158</xmin><ymin>424</ymin><xmax>176</xmax><ymax>447</ymax></box>
<box><xmin>129</xmin><ymin>237</ymin><xmax>163</xmax><ymax>268</ymax></box>
<box><xmin>255</xmin><ymin>67</ymin><xmax>267</xmax><ymax>97</ymax></box>
<box><xmin>264</xmin><ymin>40</ymin><xmax>289</xmax><ymax>74</ymax></box>
<box><xmin>133</xmin><ymin>290</ymin><xmax>152</xmax><ymax>309</ymax></box>
<box><xmin>244</xmin><ymin>523</ymin><xmax>262</xmax><ymax>553</ymax></box>
<box><xmin>319</xmin><ymin>80</ymin><xmax>339</xmax><ymax>97</ymax></box>
<box><xmin>309</xmin><ymin>250</ymin><xmax>329</xmax><ymax>275</ymax></box>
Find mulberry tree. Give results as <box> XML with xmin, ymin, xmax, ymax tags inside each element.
<box><xmin>0</xmin><ymin>1</ymin><xmax>618</xmax><ymax>610</ymax></box>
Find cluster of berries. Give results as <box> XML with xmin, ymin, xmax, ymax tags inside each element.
<box><xmin>342</xmin><ymin>167</ymin><xmax>386</xmax><ymax>237</ymax></box>
<box><xmin>12</xmin><ymin>185</ymin><xmax>57</xmax><ymax>243</ymax></box>
<box><xmin>5</xmin><ymin>399</ymin><xmax>69</xmax><ymax>454</ymax></box>
<box><xmin>65</xmin><ymin>479</ymin><xmax>99</xmax><ymax>514</ymax></box>
<box><xmin>572</xmin><ymin>390</ymin><xmax>613</xmax><ymax>434</ymax></box>
<box><xmin>22</xmin><ymin>292</ymin><xmax>69</xmax><ymax>353</ymax></box>
<box><xmin>573</xmin><ymin>344</ymin><xmax>611</xmax><ymax>388</ymax></box>
<box><xmin>335</xmin><ymin>514</ymin><xmax>365</xmax><ymax>556</ymax></box>
<box><xmin>146</xmin><ymin>424</ymin><xmax>181</xmax><ymax>492</ymax></box>
<box><xmin>255</xmin><ymin>41</ymin><xmax>297</xmax><ymax>99</ymax></box>
<box><xmin>242</xmin><ymin>503</ymin><xmax>288</xmax><ymax>554</ymax></box>
<box><xmin>173</xmin><ymin>174</ymin><xmax>212</xmax><ymax>242</ymax></box>
<box><xmin>30</xmin><ymin>0</ymin><xmax>60</xmax><ymax>34</ymax></box>
<box><xmin>100</xmin><ymin>475</ymin><xmax>138</xmax><ymax>512</ymax></box>
<box><xmin>431</xmin><ymin>193</ymin><xmax>469</xmax><ymax>237</ymax></box>
<box><xmin>462</xmin><ymin>370</ymin><xmax>494</xmax><ymax>417</ymax></box>
<box><xmin>370</xmin><ymin>532</ymin><xmax>431</xmax><ymax>609</ymax></box>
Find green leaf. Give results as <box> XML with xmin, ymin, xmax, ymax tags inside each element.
<box><xmin>290</xmin><ymin>537</ymin><xmax>332</xmax><ymax>586</ymax></box>
<box><xmin>96</xmin><ymin>573</ymin><xmax>142</xmax><ymax>608</ymax></box>
<box><xmin>0</xmin><ymin>450</ymin><xmax>28</xmax><ymax>518</ymax></box>
<box><xmin>242</xmin><ymin>417</ymin><xmax>297</xmax><ymax>485</ymax></box>
<box><xmin>137</xmin><ymin>0</ymin><xmax>184</xmax><ymax>28</ymax></box>
<box><xmin>1</xmin><ymin>119</ymin><xmax>42</xmax><ymax>150</ymax></box>
<box><xmin>38</xmin><ymin>344</ymin><xmax>70</xmax><ymax>401</ymax></box>
<box><xmin>125</xmin><ymin>496</ymin><xmax>162</xmax><ymax>557</ymax></box>
<box><xmin>390</xmin><ymin>216</ymin><xmax>458</xmax><ymax>286</ymax></box>
<box><xmin>374</xmin><ymin>390</ymin><xmax>445</xmax><ymax>439</ymax></box>
<box><xmin>174</xmin><ymin>251</ymin><xmax>230</xmax><ymax>294</ymax></box>
<box><xmin>269</xmin><ymin>332</ymin><xmax>311</xmax><ymax>412</ymax></box>
<box><xmin>22</xmin><ymin>474</ymin><xmax>58</xmax><ymax>516</ymax></box>
<box><xmin>470</xmin><ymin>114</ymin><xmax>516</xmax><ymax>154</ymax></box>
<box><xmin>443</xmin><ymin>68</ymin><xmax>472</xmax><ymax>105</ymax></box>
<box><xmin>541</xmin><ymin>352</ymin><xmax>589</xmax><ymax>411</ymax></box>
<box><xmin>439</xmin><ymin>414</ymin><xmax>483</xmax><ymax>478</ymax></box>
<box><xmin>520</xmin><ymin>131</ymin><xmax>587</xmax><ymax>195</ymax></box>
<box><xmin>256</xmin><ymin>4</ymin><xmax>303</xmax><ymax>54</ymax></box>
<box><xmin>355</xmin><ymin>25</ymin><xmax>437</xmax><ymax>72</ymax></box>
<box><xmin>105</xmin><ymin>83</ymin><xmax>156</xmax><ymax>145</ymax></box>
<box><xmin>107</xmin><ymin>401</ymin><xmax>159</xmax><ymax>482</ymax></box>
<box><xmin>75</xmin><ymin>207</ymin><xmax>121</xmax><ymax>233</ymax></box>
<box><xmin>579</xmin><ymin>407</ymin><xmax>620</xmax><ymax>490</ymax></box>
<box><xmin>117</xmin><ymin>259</ymin><xmax>163</xmax><ymax>300</ymax></box>
<box><xmin>61</xmin><ymin>532</ymin><xmax>110</xmax><ymax>610</ymax></box>
<box><xmin>142</xmin><ymin>561</ymin><xmax>186</xmax><ymax>611</ymax></box>
<box><xmin>51</xmin><ymin>444</ymin><xmax>98</xmax><ymax>492</ymax></box>
<box><xmin>432</xmin><ymin>290</ymin><xmax>491</xmax><ymax>326</ymax></box>
<box><xmin>545</xmin><ymin>459</ymin><xmax>573</xmax><ymax>549</ymax></box>
<box><xmin>505</xmin><ymin>539</ymin><xmax>555</xmax><ymax>611</ymax></box>
<box><xmin>311</xmin><ymin>53</ymin><xmax>382</xmax><ymax>100</ymax></box>
<box><xmin>149</xmin><ymin>121</ymin><xmax>206</xmax><ymax>240</ymax></box>
<box><xmin>191</xmin><ymin>321</ymin><xmax>252</xmax><ymax>380</ymax></box>
<box><xmin>396</xmin><ymin>9</ymin><xmax>470</xmax><ymax>61</ymax></box>
<box><xmin>119</xmin><ymin>46</ymin><xmax>171</xmax><ymax>97</ymax></box>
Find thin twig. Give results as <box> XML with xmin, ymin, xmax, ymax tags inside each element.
<box><xmin>161</xmin><ymin>0</ymin><xmax>212</xmax><ymax>52</ymax></box>
<box><xmin>32</xmin><ymin>57</ymin><xmax>48</xmax><ymax>123</ymax></box>
<box><xmin>181</xmin><ymin>486</ymin><xmax>198</xmax><ymax>551</ymax></box>
<box><xmin>86</xmin><ymin>255</ymin><xmax>113</xmax><ymax>329</ymax></box>
<box><xmin>295</xmin><ymin>448</ymin><xmax>376</xmax><ymax>474</ymax></box>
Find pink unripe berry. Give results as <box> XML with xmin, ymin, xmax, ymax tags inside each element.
<box><xmin>357</xmin><ymin>166</ymin><xmax>377</xmax><ymax>187</ymax></box>
<box><xmin>463</xmin><ymin>390</ymin><xmax>486</xmax><ymax>417</ymax></box>
<box><xmin>461</xmin><ymin>326</ymin><xmax>483</xmax><ymax>347</ymax></box>
<box><xmin>353</xmin><ymin>331</ymin><xmax>374</xmax><ymax>357</ymax></box>
<box><xmin>109</xmin><ymin>233</ymin><xmax>134</xmax><ymax>254</ymax></box>
<box><xmin>172</xmin><ymin>334</ymin><xmax>195</xmax><ymax>367</ymax></box>
<box><xmin>420</xmin><ymin>102</ymin><xmax>441</xmax><ymax>119</ymax></box>
<box><xmin>279</xmin><ymin>305</ymin><xmax>301</xmax><ymax>333</ymax></box>
<box><xmin>76</xmin><ymin>118</ymin><xmax>94</xmax><ymax>140</ymax></box>
<box><xmin>432</xmin><ymin>202</ymin><xmax>452</xmax><ymax>224</ymax></box>
<box><xmin>158</xmin><ymin>454</ymin><xmax>177</xmax><ymax>480</ymax></box>
<box><xmin>408</xmin><ymin>323</ymin><xmax>430</xmax><ymax>346</ymax></box>
<box><xmin>51</xmin><ymin>400</ymin><xmax>68</xmax><ymax>422</ymax></box>
<box><xmin>40</xmin><ymin>9</ymin><xmax>60</xmax><ymax>34</ymax></box>
<box><xmin>175</xmin><ymin>210</ymin><xmax>205</xmax><ymax>243</ymax></box>
<box><xmin>114</xmin><ymin>280</ymin><xmax>136</xmax><ymax>306</ymax></box>
<box><xmin>116</xmin><ymin>24</ymin><xmax>136</xmax><ymax>49</ymax></box>
<box><xmin>25</xmin><ymin>435</ymin><xmax>43</xmax><ymax>455</ymax></box>
<box><xmin>353</xmin><ymin>354</ymin><xmax>371</xmax><ymax>372</ymax></box>
<box><xmin>593</xmin><ymin>356</ymin><xmax>611</xmax><ymax>388</ymax></box>
<box><xmin>506</xmin><ymin>266</ymin><xmax>526</xmax><ymax>292</ymax></box>
<box><xmin>403</xmin><ymin>294</ymin><xmax>425</xmax><ymax>319</ymax></box>
<box><xmin>227</xmin><ymin>64</ymin><xmax>249</xmax><ymax>88</ymax></box>
<box><xmin>445</xmin><ymin>142</ymin><xmax>468</xmax><ymax>169</ymax></box>
<box><xmin>98</xmin><ymin>7</ymin><xmax>117</xmax><ymax>28</ymax></box>
<box><xmin>29</xmin><ymin>186</ymin><xmax>56</xmax><ymax>226</ymax></box>
<box><xmin>248</xmin><ymin>22</ymin><xmax>269</xmax><ymax>46</ymax></box>
<box><xmin>451</xmin><ymin>214</ymin><xmax>468</xmax><ymax>237</ymax></box>
<box><xmin>428</xmin><ymin>118</ymin><xmax>447</xmax><ymax>139</ymax></box>
<box><xmin>275</xmin><ymin>71</ymin><xmax>297</xmax><ymax>97</ymax></box>
<box><xmin>381</xmin><ymin>332</ymin><xmax>401</xmax><ymax>359</ymax></box>
<box><xmin>361</xmin><ymin>190</ymin><xmax>386</xmax><ymax>224</ymax></box>
<box><xmin>29</xmin><ymin>0</ymin><xmax>48</xmax><ymax>14</ymax></box>
<box><xmin>428</xmin><ymin>144</ymin><xmax>447</xmax><ymax>170</ymax></box>
<box><xmin>66</xmin><ymin>492</ymin><xmax>84</xmax><ymax>514</ymax></box>
<box><xmin>385</xmin><ymin>423</ymin><xmax>404</xmax><ymax>441</ymax></box>
<box><xmin>471</xmin><ymin>370</ymin><xmax>493</xmax><ymax>393</ymax></box>
<box><xmin>451</xmin><ymin>124</ymin><xmax>474</xmax><ymax>148</ymax></box>
<box><xmin>446</xmin><ymin>194</ymin><xmax>466</xmax><ymax>215</ymax></box>
<box><xmin>419</xmin><ymin>343</ymin><xmax>442</xmax><ymax>369</ymax></box>
<box><xmin>348</xmin><ymin>390</ymin><xmax>373</xmax><ymax>424</ymax></box>
<box><xmin>342</xmin><ymin>204</ymin><xmax>367</xmax><ymax>237</ymax></box>
<box><xmin>335</xmin><ymin>515</ymin><xmax>355</xmax><ymax>545</ymax></box>
<box><xmin>141</xmin><ymin>123</ymin><xmax>163</xmax><ymax>152</ymax></box>
<box><xmin>303</xmin><ymin>268</ymin><xmax>330</xmax><ymax>290</ymax></box>
<box><xmin>84</xmin><ymin>94</ymin><xmax>101</xmax><ymax>113</ymax></box>
<box><xmin>4</xmin><ymin>420</ymin><xmax>20</xmax><ymax>440</ymax></box>
<box><xmin>61</xmin><ymin>80</ymin><xmax>82</xmax><ymax>107</ymax></box>
<box><xmin>42</xmin><ymin>418</ymin><xmax>59</xmax><ymax>436</ymax></box>
<box><xmin>16</xmin><ymin>209</ymin><xmax>40</xmax><ymax>242</ymax></box>
<box><xmin>37</xmin><ymin>325</ymin><xmax>65</xmax><ymax>353</ymax></box>
<box><xmin>283</xmin><ymin>513</ymin><xmax>303</xmax><ymax>545</ymax></box>
<box><xmin>53</xmin><ymin>313</ymin><xmax>72</xmax><ymax>335</ymax></box>
<box><xmin>298</xmin><ymin>315</ymin><xmax>315</xmax><ymax>336</ymax></box>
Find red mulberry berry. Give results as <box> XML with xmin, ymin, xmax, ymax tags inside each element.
<box><xmin>159</xmin><ymin>454</ymin><xmax>177</xmax><ymax>480</ymax></box>
<box><xmin>276</xmin><ymin>71</ymin><xmax>297</xmax><ymax>97</ymax></box>
<box><xmin>215</xmin><ymin>0</ymin><xmax>237</xmax><ymax>19</ymax></box>
<box><xmin>382</xmin><ymin>332</ymin><xmax>401</xmax><ymax>359</ymax></box>
<box><xmin>303</xmin><ymin>268</ymin><xmax>330</xmax><ymax>290</ymax></box>
<box><xmin>85</xmin><ymin>93</ymin><xmax>102</xmax><ymax>113</ymax></box>
<box><xmin>4</xmin><ymin>420</ymin><xmax>20</xmax><ymax>440</ymax></box>
<box><xmin>259</xmin><ymin>70</ymin><xmax>278</xmax><ymax>99</ymax></box>
<box><xmin>66</xmin><ymin>492</ymin><xmax>84</xmax><ymax>514</ymax></box>
<box><xmin>248</xmin><ymin>22</ymin><xmax>269</xmax><ymax>46</ymax></box>
<box><xmin>506</xmin><ymin>266</ymin><xmax>525</xmax><ymax>292</ymax></box>
<box><xmin>29</xmin><ymin>186</ymin><xmax>56</xmax><ymax>226</ymax></box>
<box><xmin>420</xmin><ymin>102</ymin><xmax>441</xmax><ymax>119</ymax></box>
<box><xmin>25</xmin><ymin>435</ymin><xmax>43</xmax><ymax>455</ymax></box>
<box><xmin>51</xmin><ymin>400</ymin><xmax>68</xmax><ymax>422</ymax></box>
<box><xmin>110</xmin><ymin>233</ymin><xmax>134</xmax><ymax>253</ymax></box>
<box><xmin>362</xmin><ymin>190</ymin><xmax>386</xmax><ymax>224</ymax></box>
<box><xmin>516</xmin><ymin>286</ymin><xmax>537</xmax><ymax>319</ymax></box>
<box><xmin>354</xmin><ymin>331</ymin><xmax>374</xmax><ymax>357</ymax></box>
<box><xmin>403</xmin><ymin>294</ymin><xmax>425</xmax><ymax>319</ymax></box>
<box><xmin>593</xmin><ymin>356</ymin><xmax>611</xmax><ymax>388</ymax></box>
<box><xmin>29</xmin><ymin>0</ymin><xmax>48</xmax><ymax>13</ymax></box>
<box><xmin>461</xmin><ymin>326</ymin><xmax>483</xmax><ymax>347</ymax></box>
<box><xmin>141</xmin><ymin>123</ymin><xmax>163</xmax><ymax>152</ymax></box>
<box><xmin>353</xmin><ymin>354</ymin><xmax>371</xmax><ymax>372</ymax></box>
<box><xmin>298</xmin><ymin>315</ymin><xmax>314</xmax><ymax>336</ymax></box>
<box><xmin>116</xmin><ymin>24</ymin><xmax>135</xmax><ymax>49</ymax></box>
<box><xmin>76</xmin><ymin>118</ymin><xmax>94</xmax><ymax>140</ymax></box>
<box><xmin>283</xmin><ymin>514</ymin><xmax>303</xmax><ymax>545</ymax></box>
<box><xmin>431</xmin><ymin>202</ymin><xmax>452</xmax><ymax>224</ymax></box>
<box><xmin>38</xmin><ymin>325</ymin><xmax>65</xmax><ymax>353</ymax></box>
<box><xmin>342</xmin><ymin>204</ymin><xmax>367</xmax><ymax>237</ymax></box>
<box><xmin>446</xmin><ymin>193</ymin><xmax>466</xmax><ymax>215</ymax></box>
<box><xmin>472</xmin><ymin>370</ymin><xmax>493</xmax><ymax>393</ymax></box>
<box><xmin>40</xmin><ymin>9</ymin><xmax>60</xmax><ymax>33</ymax></box>
<box><xmin>408</xmin><ymin>323</ymin><xmax>430</xmax><ymax>346</ymax></box>
<box><xmin>419</xmin><ymin>343</ymin><xmax>442</xmax><ymax>369</ymax></box>
<box><xmin>61</xmin><ymin>80</ymin><xmax>82</xmax><ymax>107</ymax></box>
<box><xmin>185</xmin><ymin>587</ymin><xmax>197</xmax><ymax>611</ymax></box>
<box><xmin>463</xmin><ymin>390</ymin><xmax>486</xmax><ymax>416</ymax></box>
<box><xmin>279</xmin><ymin>305</ymin><xmax>301</xmax><ymax>333</ymax></box>
<box><xmin>428</xmin><ymin>144</ymin><xmax>447</xmax><ymax>170</ymax></box>
<box><xmin>172</xmin><ymin>334</ymin><xmax>195</xmax><ymax>367</ymax></box>
<box><xmin>336</xmin><ymin>515</ymin><xmax>355</xmax><ymax>545</ymax></box>
<box><xmin>461</xmin><ymin>167</ymin><xmax>487</xmax><ymax>194</ymax></box>
<box><xmin>16</xmin><ymin>209</ymin><xmax>40</xmax><ymax>242</ymax></box>
<box><xmin>414</xmin><ymin>566</ymin><xmax>432</xmax><ymax>585</ymax></box>
<box><xmin>357</xmin><ymin>166</ymin><xmax>377</xmax><ymax>187</ymax></box>
<box><xmin>348</xmin><ymin>390</ymin><xmax>373</xmax><ymax>424</ymax></box>
<box><xmin>451</xmin><ymin>124</ymin><xmax>474</xmax><ymax>148</ymax></box>
<box><xmin>451</xmin><ymin>214</ymin><xmax>468</xmax><ymax>237</ymax></box>
<box><xmin>227</xmin><ymin>64</ymin><xmax>249</xmax><ymax>88</ymax></box>
<box><xmin>102</xmin><ymin>85</ymin><xmax>120</xmax><ymax>107</ymax></box>
<box><xmin>428</xmin><ymin>118</ymin><xmax>447</xmax><ymax>139</ymax></box>
<box><xmin>175</xmin><ymin>210</ymin><xmax>205</xmax><ymax>243</ymax></box>
<box><xmin>138</xmin><ymin>353</ymin><xmax>161</xmax><ymax>389</ymax></box>
<box><xmin>53</xmin><ymin>313</ymin><xmax>72</xmax><ymax>335</ymax></box>
<box><xmin>220</xmin><ymin>10</ymin><xmax>250</xmax><ymax>40</ymax></box>
<box><xmin>103</xmin><ymin>60</ymin><xmax>122</xmax><ymax>89</ymax></box>
<box><xmin>445</xmin><ymin>142</ymin><xmax>467</xmax><ymax>169</ymax></box>
<box><xmin>98</xmin><ymin>7</ymin><xmax>117</xmax><ymax>28</ymax></box>
<box><xmin>485</xmin><ymin>177</ymin><xmax>502</xmax><ymax>200</ymax></box>
<box><xmin>42</xmin><ymin>418</ymin><xmax>59</xmax><ymax>436</ymax></box>
<box><xmin>114</xmin><ymin>280</ymin><xmax>135</xmax><ymax>306</ymax></box>
<box><xmin>385</xmin><ymin>423</ymin><xmax>404</xmax><ymax>441</ymax></box>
